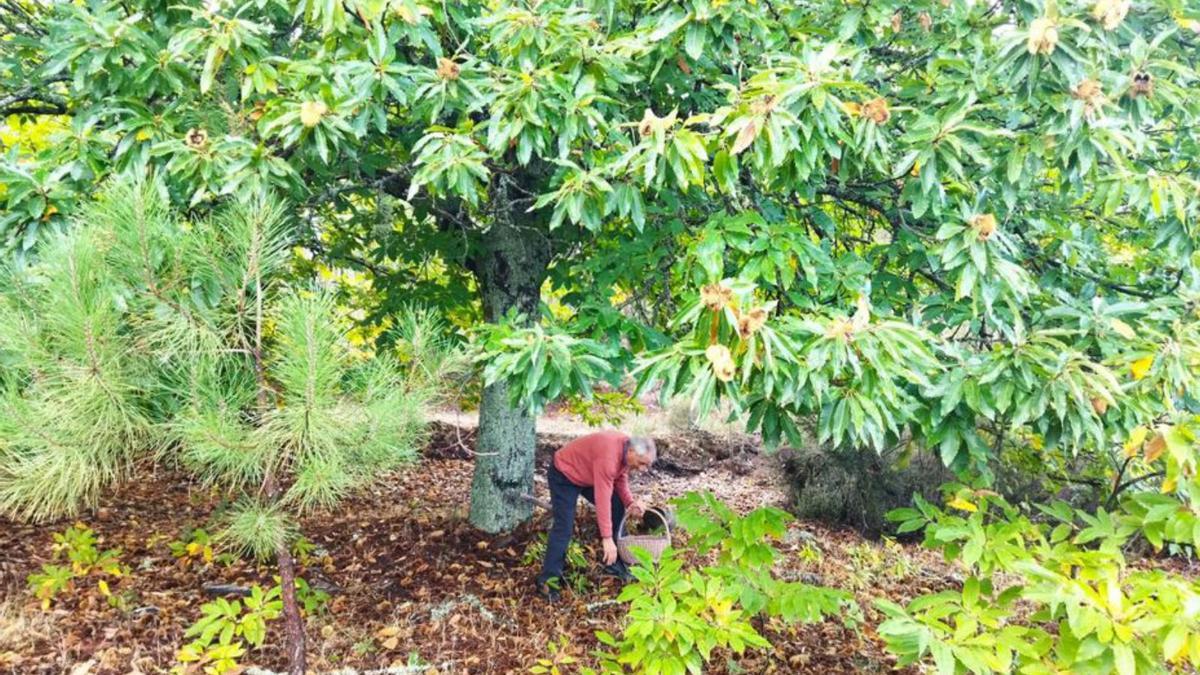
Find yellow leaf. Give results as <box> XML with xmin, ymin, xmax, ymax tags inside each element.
<box><xmin>1130</xmin><ymin>356</ymin><xmax>1153</xmax><ymax>380</ymax></box>
<box><xmin>203</xmin><ymin>546</ymin><xmax>214</xmax><ymax>563</ymax></box>
<box><xmin>97</xmin><ymin>580</ymin><xmax>110</xmax><ymax>597</ymax></box>
<box><xmin>947</xmin><ymin>497</ymin><xmax>977</xmax><ymax>512</ymax></box>
<box><xmin>1161</xmin><ymin>477</ymin><xmax>1178</xmax><ymax>494</ymax></box>
<box><xmin>1123</xmin><ymin>426</ymin><xmax>1148</xmax><ymax>458</ymax></box>
<box><xmin>41</xmin><ymin>598</ymin><xmax>51</xmax><ymax>610</ymax></box>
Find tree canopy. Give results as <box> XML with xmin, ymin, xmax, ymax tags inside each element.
<box><xmin>3</xmin><ymin>0</ymin><xmax>1200</xmax><ymax>529</ymax></box>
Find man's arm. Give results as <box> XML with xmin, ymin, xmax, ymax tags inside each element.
<box><xmin>594</xmin><ymin>476</ymin><xmax>616</xmax><ymax>539</ymax></box>
<box><xmin>614</xmin><ymin>471</ymin><xmax>634</xmax><ymax>507</ymax></box>
<box><xmin>593</xmin><ymin>470</ymin><xmax>621</xmax><ymax>565</ymax></box>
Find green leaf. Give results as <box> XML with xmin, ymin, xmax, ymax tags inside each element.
<box><xmin>1112</xmin><ymin>643</ymin><xmax>1135</xmax><ymax>675</ymax></box>
<box><xmin>684</xmin><ymin>23</ymin><xmax>706</xmax><ymax>61</ymax></box>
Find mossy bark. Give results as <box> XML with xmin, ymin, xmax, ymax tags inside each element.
<box><xmin>467</xmin><ymin>205</ymin><xmax>550</xmax><ymax>533</ymax></box>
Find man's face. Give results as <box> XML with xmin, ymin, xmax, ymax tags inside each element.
<box><xmin>628</xmin><ymin>452</ymin><xmax>653</xmax><ymax>473</ymax></box>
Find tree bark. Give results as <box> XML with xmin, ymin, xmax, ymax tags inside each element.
<box><xmin>467</xmin><ymin>199</ymin><xmax>551</xmax><ymax>533</ymax></box>
<box><xmin>248</xmin><ymin>242</ymin><xmax>305</xmax><ymax>674</ymax></box>
<box><xmin>259</xmin><ymin>471</ymin><xmax>306</xmax><ymax>674</ymax></box>
<box><xmin>276</xmin><ymin>542</ymin><xmax>307</xmax><ymax>675</ymax></box>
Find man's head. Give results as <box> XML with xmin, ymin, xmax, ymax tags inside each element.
<box><xmin>626</xmin><ymin>436</ymin><xmax>656</xmax><ymax>472</ymax></box>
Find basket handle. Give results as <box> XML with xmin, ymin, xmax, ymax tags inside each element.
<box><xmin>617</xmin><ymin>506</ymin><xmax>671</xmax><ymax>542</ymax></box>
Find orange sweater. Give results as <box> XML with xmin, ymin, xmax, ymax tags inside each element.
<box><xmin>553</xmin><ymin>430</ymin><xmax>634</xmax><ymax>538</ymax></box>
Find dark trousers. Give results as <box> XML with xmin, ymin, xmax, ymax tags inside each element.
<box><xmin>537</xmin><ymin>462</ymin><xmax>627</xmax><ymax>587</ymax></box>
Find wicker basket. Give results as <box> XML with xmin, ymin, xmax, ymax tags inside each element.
<box><xmin>616</xmin><ymin>507</ymin><xmax>672</xmax><ymax>565</ymax></box>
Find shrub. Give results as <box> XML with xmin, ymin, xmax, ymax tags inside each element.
<box><xmin>588</xmin><ymin>492</ymin><xmax>857</xmax><ymax>674</ymax></box>
<box><xmin>26</xmin><ymin>523</ymin><xmax>127</xmax><ymax>609</ymax></box>
<box><xmin>169</xmin><ymin>527</ymin><xmax>215</xmax><ymax>567</ymax></box>
<box><xmin>522</xmin><ymin>532</ymin><xmax>591</xmax><ymax>595</ymax></box>
<box><xmin>880</xmin><ymin>486</ymin><xmax>1200</xmax><ymax>674</ymax></box>
<box><xmin>593</xmin><ymin>548</ymin><xmax>770</xmax><ymax>675</ymax></box>
<box><xmin>784</xmin><ymin>443</ymin><xmax>952</xmax><ymax>537</ymax></box>
<box><xmin>174</xmin><ymin>585</ymin><xmax>282</xmax><ymax>675</ymax></box>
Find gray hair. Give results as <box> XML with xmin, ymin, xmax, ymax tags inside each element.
<box><xmin>628</xmin><ymin>436</ymin><xmax>657</xmax><ymax>462</ymax></box>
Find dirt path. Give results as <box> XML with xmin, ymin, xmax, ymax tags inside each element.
<box><xmin>427</xmin><ymin>408</ymin><xmax>600</xmax><ymax>438</ymax></box>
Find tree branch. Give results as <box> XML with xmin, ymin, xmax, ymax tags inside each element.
<box><xmin>1</xmin><ymin>104</ymin><xmax>66</xmax><ymax>115</ymax></box>
<box><xmin>0</xmin><ymin>75</ymin><xmax>69</xmax><ymax>116</ymax></box>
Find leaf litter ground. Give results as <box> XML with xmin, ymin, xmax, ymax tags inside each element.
<box><xmin>1</xmin><ymin>420</ymin><xmax>967</xmax><ymax>674</ymax></box>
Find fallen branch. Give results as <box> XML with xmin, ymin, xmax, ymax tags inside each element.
<box><xmin>247</xmin><ymin>664</ymin><xmax>455</xmax><ymax>675</ymax></box>
<box><xmin>425</xmin><ymin>593</ymin><xmax>514</xmax><ymax>628</ymax></box>
<box><xmin>202</xmin><ymin>583</ymin><xmax>253</xmax><ymax>597</ymax></box>
<box><xmin>521</xmin><ymin>492</ymin><xmax>551</xmax><ymax>511</ymax></box>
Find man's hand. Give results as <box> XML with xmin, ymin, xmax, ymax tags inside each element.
<box><xmin>628</xmin><ymin>500</ymin><xmax>646</xmax><ymax>519</ymax></box>
<box><xmin>602</xmin><ymin>537</ymin><xmax>618</xmax><ymax>565</ymax></box>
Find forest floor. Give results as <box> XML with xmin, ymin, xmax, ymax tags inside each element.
<box><xmin>0</xmin><ymin>407</ymin><xmax>964</xmax><ymax>674</ymax></box>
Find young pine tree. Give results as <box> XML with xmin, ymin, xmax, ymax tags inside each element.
<box><xmin>0</xmin><ymin>224</ymin><xmax>158</xmax><ymax>521</ymax></box>
<box><xmin>0</xmin><ymin>179</ymin><xmax>454</xmax><ymax>675</ymax></box>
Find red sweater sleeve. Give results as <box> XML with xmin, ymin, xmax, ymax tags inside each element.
<box><xmin>614</xmin><ymin>471</ymin><xmax>634</xmax><ymax>508</ymax></box>
<box><xmin>594</xmin><ymin>472</ymin><xmax>615</xmax><ymax>539</ymax></box>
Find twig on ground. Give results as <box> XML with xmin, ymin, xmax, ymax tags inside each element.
<box><xmin>584</xmin><ymin>599</ymin><xmax>622</xmax><ymax>612</ymax></box>
<box><xmin>201</xmin><ymin>583</ymin><xmax>252</xmax><ymax>597</ymax></box>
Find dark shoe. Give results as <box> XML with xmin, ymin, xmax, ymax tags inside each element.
<box><xmin>601</xmin><ymin>562</ymin><xmax>635</xmax><ymax>583</ymax></box>
<box><xmin>535</xmin><ymin>580</ymin><xmax>561</xmax><ymax>602</ymax></box>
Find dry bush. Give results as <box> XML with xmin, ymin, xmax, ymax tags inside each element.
<box><xmin>784</xmin><ymin>444</ymin><xmax>953</xmax><ymax>538</ymax></box>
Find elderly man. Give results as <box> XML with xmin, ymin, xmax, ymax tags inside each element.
<box><xmin>536</xmin><ymin>430</ymin><xmax>656</xmax><ymax>601</ymax></box>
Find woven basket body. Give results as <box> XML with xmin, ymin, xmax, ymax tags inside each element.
<box><xmin>616</xmin><ymin>507</ymin><xmax>672</xmax><ymax>565</ymax></box>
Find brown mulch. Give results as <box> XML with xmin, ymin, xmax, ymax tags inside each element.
<box><xmin>0</xmin><ymin>428</ymin><xmax>948</xmax><ymax>674</ymax></box>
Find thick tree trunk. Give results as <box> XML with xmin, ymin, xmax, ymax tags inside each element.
<box><xmin>470</xmin><ymin>379</ymin><xmax>538</xmax><ymax>532</ymax></box>
<box><xmin>468</xmin><ymin>208</ymin><xmax>550</xmax><ymax>533</ymax></box>
<box><xmin>276</xmin><ymin>543</ymin><xmax>306</xmax><ymax>675</ymax></box>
